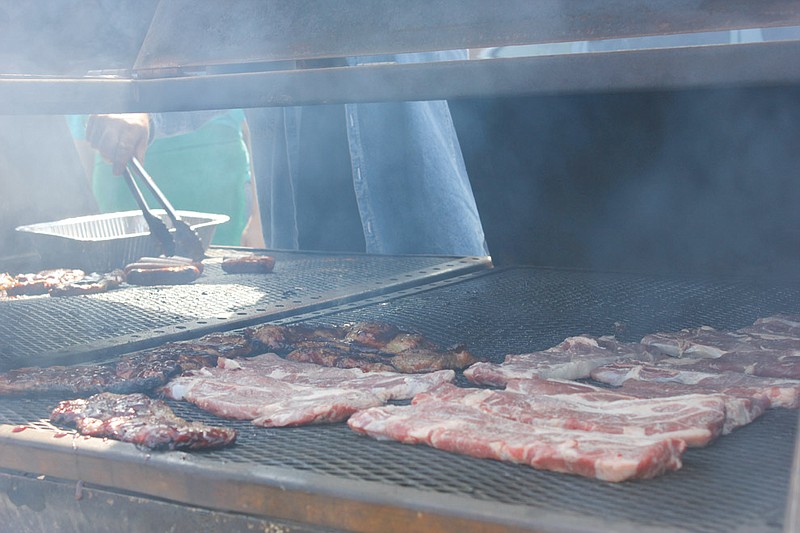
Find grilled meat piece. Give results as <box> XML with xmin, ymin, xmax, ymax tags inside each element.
<box><xmin>247</xmin><ymin>323</ymin><xmax>347</xmax><ymax>352</ymax></box>
<box><xmin>49</xmin><ymin>269</ymin><xmax>125</xmax><ymax>297</ymax></box>
<box><xmin>51</xmin><ymin>392</ymin><xmax>236</xmax><ymax>450</ymax></box>
<box><xmin>125</xmin><ymin>256</ymin><xmax>204</xmax><ymax>275</ymax></box>
<box><xmin>249</xmin><ymin>321</ymin><xmax>479</xmax><ymax>373</ymax></box>
<box><xmin>286</xmin><ymin>342</ymin><xmax>397</xmax><ymax>372</ymax></box>
<box><xmin>110</xmin><ymin>351</ymin><xmax>184</xmax><ymax>393</ymax></box>
<box><xmin>386</xmin><ymin>346</ymin><xmax>477</xmax><ymax>373</ymax></box>
<box><xmin>146</xmin><ymin>332</ymin><xmax>259</xmax><ymax>371</ymax></box>
<box><xmin>158</xmin><ymin>333</ymin><xmax>256</xmax><ymax>359</ymax></box>
<box><xmin>161</xmin><ymin>353</ymin><xmax>454</xmax><ymax>427</ymax></box>
<box><xmin>382</xmin><ymin>332</ymin><xmax>440</xmax><ymax>353</ymax></box>
<box><xmin>125</xmin><ymin>264</ymin><xmax>201</xmax><ymax>285</ymax></box>
<box><xmin>0</xmin><ymin>272</ymin><xmax>16</xmax><ymax>291</ymax></box>
<box><xmin>0</xmin><ymin>364</ymin><xmax>117</xmax><ymax>396</ymax></box>
<box><xmin>286</xmin><ymin>339</ymin><xmax>477</xmax><ymax>374</ymax></box>
<box><xmin>221</xmin><ymin>254</ymin><xmax>275</xmax><ymax>274</ymax></box>
<box><xmin>343</xmin><ymin>322</ymin><xmax>401</xmax><ymax>349</ymax></box>
<box><xmin>0</xmin><ymin>353</ymin><xmax>182</xmax><ymax>397</ymax></box>
<box><xmin>4</xmin><ymin>269</ymin><xmax>85</xmax><ymax>296</ymax></box>
<box><xmin>0</xmin><ymin>346</ymin><xmax>204</xmax><ymax>397</ymax></box>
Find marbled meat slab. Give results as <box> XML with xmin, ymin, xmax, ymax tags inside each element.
<box><xmin>413</xmin><ymin>383</ymin><xmax>726</xmax><ymax>447</ymax></box>
<box><xmin>738</xmin><ymin>314</ymin><xmax>800</xmax><ymax>340</ymax></box>
<box><xmin>505</xmin><ymin>377</ymin><xmax>766</xmax><ymax>435</ymax></box>
<box><xmin>161</xmin><ymin>354</ymin><xmax>455</xmax><ymax>427</ymax></box>
<box><xmin>464</xmin><ymin>335</ymin><xmax>656</xmax><ymax>386</ymax></box>
<box><xmin>639</xmin><ymin>316</ymin><xmax>800</xmax><ymax>379</ymax></box>
<box><xmin>347</xmin><ymin>400</ymin><xmax>687</xmax><ymax>482</ymax></box>
<box><xmin>590</xmin><ymin>362</ymin><xmax>800</xmax><ymax>409</ymax></box>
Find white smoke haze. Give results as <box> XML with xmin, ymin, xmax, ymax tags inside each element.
<box><xmin>0</xmin><ymin>1</ymin><xmax>798</xmax><ymax>278</ymax></box>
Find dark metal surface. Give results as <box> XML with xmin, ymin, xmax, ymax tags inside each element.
<box><xmin>135</xmin><ymin>0</ymin><xmax>800</xmax><ymax>69</ymax></box>
<box><xmin>0</xmin><ymin>267</ymin><xmax>798</xmax><ymax>532</ymax></box>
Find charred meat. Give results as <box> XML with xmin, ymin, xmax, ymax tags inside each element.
<box><xmin>51</xmin><ymin>392</ymin><xmax>236</xmax><ymax>450</ymax></box>
<box><xmin>248</xmin><ymin>321</ymin><xmax>478</xmax><ymax>373</ymax></box>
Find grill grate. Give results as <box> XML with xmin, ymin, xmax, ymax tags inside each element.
<box><xmin>0</xmin><ymin>250</ymin><xmax>487</xmax><ymax>368</ymax></box>
<box><xmin>1</xmin><ymin>397</ymin><xmax>795</xmax><ymax>533</ymax></box>
<box><xmin>2</xmin><ymin>266</ymin><xmax>799</xmax><ymax>532</ymax></box>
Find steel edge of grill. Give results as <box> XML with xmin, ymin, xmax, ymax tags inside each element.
<box><xmin>0</xmin><ymin>265</ymin><xmax>798</xmax><ymax>533</ymax></box>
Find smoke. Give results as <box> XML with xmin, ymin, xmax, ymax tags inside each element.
<box><xmin>0</xmin><ymin>1</ymin><xmax>157</xmax><ymax>77</ymax></box>
<box><xmin>453</xmin><ymin>84</ymin><xmax>800</xmax><ymax>279</ymax></box>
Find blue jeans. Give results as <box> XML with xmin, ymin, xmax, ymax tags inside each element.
<box><xmin>248</xmin><ymin>51</ymin><xmax>488</xmax><ymax>256</ymax></box>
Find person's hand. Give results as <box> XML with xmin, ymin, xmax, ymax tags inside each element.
<box><xmin>86</xmin><ymin>113</ymin><xmax>150</xmax><ymax>175</ymax></box>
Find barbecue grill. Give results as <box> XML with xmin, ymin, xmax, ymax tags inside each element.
<box><xmin>1</xmin><ymin>2</ymin><xmax>799</xmax><ymax>532</ymax></box>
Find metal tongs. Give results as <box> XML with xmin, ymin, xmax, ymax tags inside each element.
<box><xmin>122</xmin><ymin>157</ymin><xmax>206</xmax><ymax>260</ymax></box>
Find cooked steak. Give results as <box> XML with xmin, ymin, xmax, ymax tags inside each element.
<box><xmin>285</xmin><ymin>342</ymin><xmax>397</xmax><ymax>372</ymax></box>
<box><xmin>0</xmin><ymin>364</ymin><xmax>118</xmax><ymax>396</ymax></box>
<box><xmin>0</xmin><ymin>347</ymin><xmax>199</xmax><ymax>397</ymax></box>
<box><xmin>51</xmin><ymin>392</ymin><xmax>236</xmax><ymax>450</ymax></box>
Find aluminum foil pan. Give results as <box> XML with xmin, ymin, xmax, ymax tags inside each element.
<box><xmin>15</xmin><ymin>209</ymin><xmax>229</xmax><ymax>272</ymax></box>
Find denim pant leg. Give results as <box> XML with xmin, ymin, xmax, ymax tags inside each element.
<box><xmin>346</xmin><ymin>99</ymin><xmax>488</xmax><ymax>256</ymax></box>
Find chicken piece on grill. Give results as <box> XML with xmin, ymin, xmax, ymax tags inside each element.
<box><xmin>286</xmin><ymin>342</ymin><xmax>397</xmax><ymax>373</ymax></box>
<box><xmin>343</xmin><ymin>322</ymin><xmax>401</xmax><ymax>349</ymax></box>
<box><xmin>247</xmin><ymin>323</ymin><xmax>347</xmax><ymax>352</ymax></box>
<box><xmin>382</xmin><ymin>332</ymin><xmax>440</xmax><ymax>353</ymax></box>
<box><xmin>248</xmin><ymin>321</ymin><xmax>479</xmax><ymax>373</ymax></box>
<box><xmin>168</xmin><ymin>332</ymin><xmax>256</xmax><ymax>359</ymax></box>
<box><xmin>387</xmin><ymin>346</ymin><xmax>478</xmax><ymax>373</ymax></box>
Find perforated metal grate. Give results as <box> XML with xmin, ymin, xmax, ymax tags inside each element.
<box><xmin>0</xmin><ymin>250</ymin><xmax>488</xmax><ymax>368</ymax></box>
<box><xmin>2</xmin><ymin>266</ymin><xmax>799</xmax><ymax>532</ymax></box>
<box><xmin>1</xmin><ymin>396</ymin><xmax>796</xmax><ymax>533</ymax></box>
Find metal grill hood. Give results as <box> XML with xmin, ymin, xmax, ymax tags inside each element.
<box><xmin>1</xmin><ymin>1</ymin><xmax>800</xmax><ymax>114</ymax></box>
